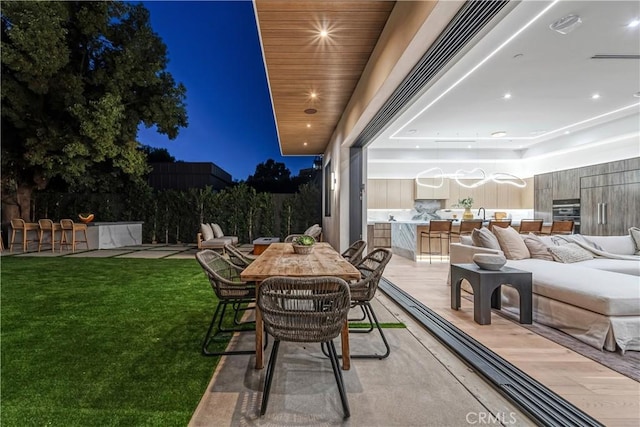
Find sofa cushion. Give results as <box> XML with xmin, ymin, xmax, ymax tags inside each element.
<box><xmin>200</xmin><ymin>237</ymin><xmax>233</xmax><ymax>249</ymax></box>
<box><xmin>211</xmin><ymin>223</ymin><xmax>224</xmax><ymax>238</ymax></box>
<box><xmin>576</xmin><ymin>258</ymin><xmax>640</xmax><ymax>276</ymax></box>
<box><xmin>471</xmin><ymin>228</ymin><xmax>501</xmax><ymax>250</ymax></box>
<box><xmin>492</xmin><ymin>226</ymin><xmax>530</xmax><ymax>260</ymax></box>
<box><xmin>629</xmin><ymin>227</ymin><xmax>640</xmax><ymax>255</ymax></box>
<box><xmin>506</xmin><ymin>259</ymin><xmax>640</xmax><ymax>316</ymax></box>
<box><xmin>523</xmin><ymin>233</ymin><xmax>554</xmax><ymax>261</ymax></box>
<box><xmin>200</xmin><ymin>223</ymin><xmax>214</xmax><ymax>241</ymax></box>
<box><xmin>548</xmin><ymin>243</ymin><xmax>593</xmax><ymax>263</ymax></box>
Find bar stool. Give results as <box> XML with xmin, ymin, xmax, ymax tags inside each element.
<box><xmin>453</xmin><ymin>219</ymin><xmax>483</xmax><ymax>240</ymax></box>
<box><xmin>38</xmin><ymin>219</ymin><xmax>62</xmax><ymax>252</ymax></box>
<box><xmin>420</xmin><ymin>220</ymin><xmax>452</xmax><ymax>264</ymax></box>
<box><xmin>9</xmin><ymin>218</ymin><xmax>39</xmax><ymax>252</ymax></box>
<box><xmin>60</xmin><ymin>219</ymin><xmax>89</xmax><ymax>252</ymax></box>
<box><xmin>518</xmin><ymin>219</ymin><xmax>543</xmax><ymax>235</ymax></box>
<box><xmin>549</xmin><ymin>220</ymin><xmax>574</xmax><ymax>235</ymax></box>
<box><xmin>488</xmin><ymin>219</ymin><xmax>512</xmax><ymax>232</ymax></box>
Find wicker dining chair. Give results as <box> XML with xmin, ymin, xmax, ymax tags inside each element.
<box><xmin>339</xmin><ymin>248</ymin><xmax>393</xmax><ymax>360</ymax></box>
<box><xmin>341</xmin><ymin>240</ymin><xmax>367</xmax><ymax>266</ymax></box>
<box><xmin>224</xmin><ymin>243</ymin><xmax>256</xmax><ymax>268</ymax></box>
<box><xmin>195</xmin><ymin>249</ymin><xmax>257</xmax><ymax>357</ymax></box>
<box><xmin>258</xmin><ymin>276</ymin><xmax>351</xmax><ymax>418</ymax></box>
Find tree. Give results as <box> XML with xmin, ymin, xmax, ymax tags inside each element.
<box><xmin>1</xmin><ymin>1</ymin><xmax>187</xmax><ymax>222</ymax></box>
<box><xmin>139</xmin><ymin>145</ymin><xmax>176</xmax><ymax>163</ymax></box>
<box><xmin>246</xmin><ymin>159</ymin><xmax>294</xmax><ymax>193</ymax></box>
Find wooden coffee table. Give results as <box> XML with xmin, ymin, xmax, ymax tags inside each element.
<box><xmin>252</xmin><ymin>237</ymin><xmax>280</xmax><ymax>255</ymax></box>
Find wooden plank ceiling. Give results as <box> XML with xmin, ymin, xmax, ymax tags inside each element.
<box><xmin>254</xmin><ymin>0</ymin><xmax>395</xmax><ymax>155</ymax></box>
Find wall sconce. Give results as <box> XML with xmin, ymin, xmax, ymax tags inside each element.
<box><xmin>330</xmin><ymin>172</ymin><xmax>336</xmax><ymax>190</ymax></box>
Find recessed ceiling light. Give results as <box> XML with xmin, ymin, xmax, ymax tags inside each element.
<box><xmin>310</xmin><ymin>92</ymin><xmax>317</xmax><ymax>99</ymax></box>
<box><xmin>628</xmin><ymin>18</ymin><xmax>640</xmax><ymax>28</ymax></box>
<box><xmin>304</xmin><ymin>108</ymin><xmax>317</xmax><ymax>114</ymax></box>
<box><xmin>564</xmin><ymin>131</ymin><xmax>571</xmax><ymax>135</ymax></box>
<box><xmin>415</xmin><ymin>145</ymin><xmax>420</xmax><ymax>149</ymax></box>
<box><xmin>306</xmin><ymin>123</ymin><xmax>311</xmax><ymax>128</ymax></box>
<box><xmin>591</xmin><ymin>93</ymin><xmax>601</xmax><ymax>100</ymax></box>
<box><xmin>303</xmin><ymin>142</ymin><xmax>308</xmax><ymax>146</ymax></box>
<box><xmin>491</xmin><ymin>131</ymin><xmax>507</xmax><ymax>138</ymax></box>
<box><xmin>467</xmin><ymin>145</ymin><xmax>472</xmax><ymax>149</ymax></box>
<box><xmin>319</xmin><ymin>29</ymin><xmax>328</xmax><ymax>37</ymax></box>
<box><xmin>503</xmin><ymin>93</ymin><xmax>512</xmax><ymax>99</ymax></box>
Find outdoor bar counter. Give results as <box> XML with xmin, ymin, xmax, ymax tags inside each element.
<box><xmin>86</xmin><ymin>221</ymin><xmax>143</xmax><ymax>249</ymax></box>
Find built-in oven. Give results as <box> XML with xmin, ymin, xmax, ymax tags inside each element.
<box><xmin>552</xmin><ymin>198</ymin><xmax>580</xmax><ymax>233</ymax></box>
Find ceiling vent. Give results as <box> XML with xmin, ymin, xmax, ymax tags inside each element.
<box><xmin>549</xmin><ymin>14</ymin><xmax>582</xmax><ymax>34</ymax></box>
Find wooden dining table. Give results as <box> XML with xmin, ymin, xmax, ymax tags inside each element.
<box><xmin>240</xmin><ymin>242</ymin><xmax>361</xmax><ymax>370</ymax></box>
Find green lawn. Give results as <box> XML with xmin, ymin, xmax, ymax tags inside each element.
<box><xmin>1</xmin><ymin>257</ymin><xmax>224</xmax><ymax>426</ymax></box>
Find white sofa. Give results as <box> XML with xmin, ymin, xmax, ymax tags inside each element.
<box><xmin>450</xmin><ymin>232</ymin><xmax>640</xmax><ymax>353</ymax></box>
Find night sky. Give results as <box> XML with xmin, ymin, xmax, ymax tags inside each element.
<box><xmin>137</xmin><ymin>1</ymin><xmax>315</xmax><ymax>181</ymax></box>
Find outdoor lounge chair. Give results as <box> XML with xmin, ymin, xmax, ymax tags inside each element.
<box><xmin>258</xmin><ymin>276</ymin><xmax>351</xmax><ymax>418</ymax></box>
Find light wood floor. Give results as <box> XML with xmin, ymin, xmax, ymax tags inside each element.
<box><xmin>383</xmin><ymin>255</ymin><xmax>640</xmax><ymax>426</ymax></box>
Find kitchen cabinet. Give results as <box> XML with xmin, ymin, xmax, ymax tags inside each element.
<box><xmin>580</xmin><ymin>170</ymin><xmax>640</xmax><ymax>235</ymax></box>
<box><xmin>372</xmin><ymin>222</ymin><xmax>391</xmax><ymax>248</ymax></box>
<box><xmin>552</xmin><ymin>169</ymin><xmax>581</xmax><ymax>200</ymax></box>
<box><xmin>534</xmin><ymin>173</ymin><xmax>553</xmax><ymax>222</ymax></box>
<box><xmin>367</xmin><ymin>179</ymin><xmax>414</xmax><ymax>209</ymax></box>
<box><xmin>415</xmin><ymin>178</ymin><xmax>449</xmax><ymax>200</ymax></box>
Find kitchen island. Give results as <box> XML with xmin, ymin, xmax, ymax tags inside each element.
<box><xmin>390</xmin><ymin>221</ymin><xmax>432</xmax><ymax>262</ymax></box>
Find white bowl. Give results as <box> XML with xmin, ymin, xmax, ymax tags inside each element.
<box><xmin>473</xmin><ymin>253</ymin><xmax>506</xmax><ymax>270</ymax></box>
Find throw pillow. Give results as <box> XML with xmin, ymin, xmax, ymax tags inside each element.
<box><xmin>211</xmin><ymin>223</ymin><xmax>224</xmax><ymax>238</ymax></box>
<box><xmin>200</xmin><ymin>223</ymin><xmax>214</xmax><ymax>241</ymax></box>
<box><xmin>547</xmin><ymin>243</ymin><xmax>593</xmax><ymax>263</ymax></box>
<box><xmin>471</xmin><ymin>227</ymin><xmax>501</xmax><ymax>250</ymax></box>
<box><xmin>492</xmin><ymin>226</ymin><xmax>530</xmax><ymax>260</ymax></box>
<box><xmin>629</xmin><ymin>227</ymin><xmax>640</xmax><ymax>255</ymax></box>
<box><xmin>523</xmin><ymin>233</ymin><xmax>554</xmax><ymax>261</ymax></box>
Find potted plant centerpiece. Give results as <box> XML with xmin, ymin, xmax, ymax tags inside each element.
<box><xmin>455</xmin><ymin>197</ymin><xmax>474</xmax><ymax>220</ymax></box>
<box><xmin>292</xmin><ymin>235</ymin><xmax>316</xmax><ymax>254</ymax></box>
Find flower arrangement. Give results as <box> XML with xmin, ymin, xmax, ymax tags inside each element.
<box><xmin>454</xmin><ymin>197</ymin><xmax>474</xmax><ymax>209</ymax></box>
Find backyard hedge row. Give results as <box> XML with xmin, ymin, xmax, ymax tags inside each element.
<box><xmin>32</xmin><ymin>182</ymin><xmax>321</xmax><ymax>244</ymax></box>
